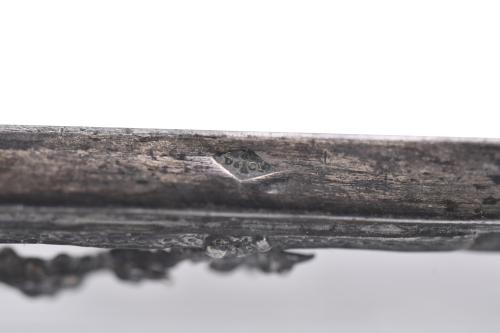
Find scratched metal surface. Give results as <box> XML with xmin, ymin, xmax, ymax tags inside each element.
<box><xmin>1</xmin><ymin>125</ymin><xmax>500</xmax><ymax>250</ymax></box>
<box><xmin>0</xmin><ymin>125</ymin><xmax>500</xmax><ymax>219</ymax></box>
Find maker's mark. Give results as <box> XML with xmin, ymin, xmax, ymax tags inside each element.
<box><xmin>214</xmin><ymin>150</ymin><xmax>274</xmax><ymax>181</ymax></box>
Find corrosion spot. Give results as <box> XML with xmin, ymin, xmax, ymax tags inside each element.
<box><xmin>490</xmin><ymin>175</ymin><xmax>500</xmax><ymax>185</ymax></box>
<box><xmin>443</xmin><ymin>200</ymin><xmax>458</xmax><ymax>212</ymax></box>
<box><xmin>483</xmin><ymin>196</ymin><xmax>499</xmax><ymax>205</ymax></box>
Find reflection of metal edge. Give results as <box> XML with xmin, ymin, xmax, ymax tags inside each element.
<box><xmin>1</xmin><ymin>205</ymin><xmax>500</xmax><ymax>252</ymax></box>
<box><xmin>0</xmin><ymin>246</ymin><xmax>314</xmax><ymax>298</ymax></box>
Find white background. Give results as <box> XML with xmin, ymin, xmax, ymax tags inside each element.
<box><xmin>1</xmin><ymin>1</ymin><xmax>499</xmax><ymax>137</ymax></box>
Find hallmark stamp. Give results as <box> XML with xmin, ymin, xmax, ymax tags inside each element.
<box><xmin>214</xmin><ymin>149</ymin><xmax>273</xmax><ymax>180</ymax></box>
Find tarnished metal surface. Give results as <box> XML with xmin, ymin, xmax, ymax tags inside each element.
<box><xmin>1</xmin><ymin>125</ymin><xmax>500</xmax><ymax>251</ymax></box>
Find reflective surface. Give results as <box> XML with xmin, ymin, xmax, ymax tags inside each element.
<box><xmin>0</xmin><ymin>246</ymin><xmax>313</xmax><ymax>297</ymax></box>
<box><xmin>1</xmin><ymin>245</ymin><xmax>500</xmax><ymax>332</ymax></box>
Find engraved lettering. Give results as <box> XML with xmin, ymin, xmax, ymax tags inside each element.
<box><xmin>214</xmin><ymin>150</ymin><xmax>274</xmax><ymax>180</ymax></box>
<box><xmin>260</xmin><ymin>162</ymin><xmax>271</xmax><ymax>171</ymax></box>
